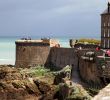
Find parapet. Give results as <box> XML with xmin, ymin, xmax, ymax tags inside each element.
<box><xmin>15</xmin><ymin>39</ymin><xmax>50</xmax><ymax>46</ymax></box>
<box><xmin>15</xmin><ymin>40</ymin><xmax>43</xmax><ymax>43</ymax></box>
<box><xmin>15</xmin><ymin>39</ymin><xmax>60</xmax><ymax>47</ymax></box>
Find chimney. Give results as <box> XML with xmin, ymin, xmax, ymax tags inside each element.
<box><xmin>108</xmin><ymin>2</ymin><xmax>110</xmax><ymax>13</ymax></box>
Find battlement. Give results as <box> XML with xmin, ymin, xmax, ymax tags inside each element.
<box><xmin>16</xmin><ymin>40</ymin><xmax>44</xmax><ymax>43</ymax></box>
<box><xmin>15</xmin><ymin>39</ymin><xmax>60</xmax><ymax>47</ymax></box>
<box><xmin>15</xmin><ymin>40</ymin><xmax>50</xmax><ymax>46</ymax></box>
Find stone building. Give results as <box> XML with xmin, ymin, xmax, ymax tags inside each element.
<box><xmin>15</xmin><ymin>39</ymin><xmax>76</xmax><ymax>68</ymax></box>
<box><xmin>101</xmin><ymin>2</ymin><xmax>110</xmax><ymax>49</ymax></box>
<box><xmin>15</xmin><ymin>40</ymin><xmax>50</xmax><ymax>68</ymax></box>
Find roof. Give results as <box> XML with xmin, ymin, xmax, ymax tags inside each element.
<box><xmin>101</xmin><ymin>2</ymin><xmax>110</xmax><ymax>14</ymax></box>
<box><xmin>102</xmin><ymin>8</ymin><xmax>110</xmax><ymax>14</ymax></box>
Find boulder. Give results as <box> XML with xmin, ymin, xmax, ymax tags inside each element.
<box><xmin>0</xmin><ymin>66</ymin><xmax>22</xmax><ymax>81</ymax></box>
<box><xmin>34</xmin><ymin>79</ymin><xmax>51</xmax><ymax>94</ymax></box>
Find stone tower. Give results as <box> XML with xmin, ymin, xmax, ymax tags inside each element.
<box><xmin>15</xmin><ymin>40</ymin><xmax>50</xmax><ymax>68</ymax></box>
<box><xmin>101</xmin><ymin>2</ymin><xmax>110</xmax><ymax>49</ymax></box>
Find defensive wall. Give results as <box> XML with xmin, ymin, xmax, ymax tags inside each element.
<box><xmin>76</xmin><ymin>49</ymin><xmax>110</xmax><ymax>88</ymax></box>
<box><xmin>15</xmin><ymin>40</ymin><xmax>102</xmax><ymax>69</ymax></box>
<box><xmin>15</xmin><ymin>40</ymin><xmax>77</xmax><ymax>68</ymax></box>
<box><xmin>15</xmin><ymin>40</ymin><xmax>50</xmax><ymax>68</ymax></box>
<box><xmin>15</xmin><ymin>40</ymin><xmax>110</xmax><ymax>88</ymax></box>
<box><xmin>49</xmin><ymin>48</ymin><xmax>76</xmax><ymax>68</ymax></box>
<box><xmin>78</xmin><ymin>52</ymin><xmax>100</xmax><ymax>88</ymax></box>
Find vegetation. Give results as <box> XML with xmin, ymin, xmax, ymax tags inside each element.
<box><xmin>20</xmin><ymin>65</ymin><xmax>54</xmax><ymax>77</ymax></box>
<box><xmin>30</xmin><ymin>66</ymin><xmax>50</xmax><ymax>76</ymax></box>
<box><xmin>85</xmin><ymin>88</ymin><xmax>99</xmax><ymax>97</ymax></box>
<box><xmin>67</xmin><ymin>86</ymin><xmax>91</xmax><ymax>100</ymax></box>
<box><xmin>77</xmin><ymin>39</ymin><xmax>101</xmax><ymax>45</ymax></box>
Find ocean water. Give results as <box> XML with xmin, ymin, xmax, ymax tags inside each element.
<box><xmin>0</xmin><ymin>35</ymin><xmax>100</xmax><ymax>65</ymax></box>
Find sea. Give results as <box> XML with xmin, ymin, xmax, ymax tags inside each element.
<box><xmin>0</xmin><ymin>35</ymin><xmax>100</xmax><ymax>65</ymax></box>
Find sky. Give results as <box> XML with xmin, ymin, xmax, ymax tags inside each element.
<box><xmin>0</xmin><ymin>0</ymin><xmax>108</xmax><ymax>37</ymax></box>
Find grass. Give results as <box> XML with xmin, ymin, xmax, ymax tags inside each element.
<box><xmin>78</xmin><ymin>39</ymin><xmax>101</xmax><ymax>45</ymax></box>
<box><xmin>29</xmin><ymin>66</ymin><xmax>53</xmax><ymax>77</ymax></box>
<box><xmin>19</xmin><ymin>65</ymin><xmax>53</xmax><ymax>77</ymax></box>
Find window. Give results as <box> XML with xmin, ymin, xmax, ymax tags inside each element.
<box><xmin>104</xmin><ymin>29</ymin><xmax>105</xmax><ymax>37</ymax></box>
<box><xmin>104</xmin><ymin>23</ymin><xmax>106</xmax><ymax>26</ymax></box>
<box><xmin>104</xmin><ymin>39</ymin><xmax>105</xmax><ymax>48</ymax></box>
<box><xmin>108</xmin><ymin>29</ymin><xmax>110</xmax><ymax>37</ymax></box>
<box><xmin>108</xmin><ymin>23</ymin><xmax>110</xmax><ymax>26</ymax></box>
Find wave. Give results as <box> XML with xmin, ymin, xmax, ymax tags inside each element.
<box><xmin>0</xmin><ymin>59</ymin><xmax>15</xmax><ymax>65</ymax></box>
<box><xmin>0</xmin><ymin>59</ymin><xmax>13</xmax><ymax>61</ymax></box>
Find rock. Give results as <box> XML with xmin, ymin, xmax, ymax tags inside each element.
<box><xmin>0</xmin><ymin>66</ymin><xmax>22</xmax><ymax>81</ymax></box>
<box><xmin>54</xmin><ymin>73</ymin><xmax>65</xmax><ymax>85</ymax></box>
<box><xmin>0</xmin><ymin>82</ymin><xmax>29</xmax><ymax>100</ymax></box>
<box><xmin>0</xmin><ymin>65</ymin><xmax>81</xmax><ymax>100</ymax></box>
<box><xmin>0</xmin><ymin>66</ymin><xmax>42</xmax><ymax>100</ymax></box>
<box><xmin>40</xmin><ymin>86</ymin><xmax>58</xmax><ymax>100</ymax></box>
<box><xmin>34</xmin><ymin>79</ymin><xmax>51</xmax><ymax>94</ymax></box>
<box><xmin>24</xmin><ymin>79</ymin><xmax>41</xmax><ymax>96</ymax></box>
<box><xmin>12</xmin><ymin>80</ymin><xmax>25</xmax><ymax>89</ymax></box>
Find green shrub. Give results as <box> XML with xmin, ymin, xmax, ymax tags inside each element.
<box><xmin>29</xmin><ymin>66</ymin><xmax>50</xmax><ymax>76</ymax></box>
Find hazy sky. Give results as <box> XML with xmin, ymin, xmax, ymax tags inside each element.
<box><xmin>0</xmin><ymin>0</ymin><xmax>108</xmax><ymax>37</ymax></box>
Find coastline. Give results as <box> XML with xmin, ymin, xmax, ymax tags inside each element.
<box><xmin>0</xmin><ymin>36</ymin><xmax>100</xmax><ymax>65</ymax></box>
<box><xmin>0</xmin><ymin>59</ymin><xmax>15</xmax><ymax>65</ymax></box>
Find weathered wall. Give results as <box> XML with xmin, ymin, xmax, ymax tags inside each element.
<box><xmin>49</xmin><ymin>48</ymin><xmax>75</xmax><ymax>68</ymax></box>
<box><xmin>16</xmin><ymin>42</ymin><xmax>110</xmax><ymax>87</ymax></box>
<box><xmin>15</xmin><ymin>42</ymin><xmax>104</xmax><ymax>85</ymax></box>
<box><xmin>15</xmin><ymin>43</ymin><xmax>50</xmax><ymax>68</ymax></box>
<box><xmin>74</xmin><ymin>43</ymin><xmax>98</xmax><ymax>49</ymax></box>
<box><xmin>78</xmin><ymin>58</ymin><xmax>100</xmax><ymax>84</ymax></box>
<box><xmin>76</xmin><ymin>49</ymin><xmax>104</xmax><ymax>88</ymax></box>
<box><xmin>16</xmin><ymin>43</ymin><xmax>76</xmax><ymax>68</ymax></box>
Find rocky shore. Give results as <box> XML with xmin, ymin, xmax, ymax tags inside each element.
<box><xmin>0</xmin><ymin>65</ymin><xmax>91</xmax><ymax>100</ymax></box>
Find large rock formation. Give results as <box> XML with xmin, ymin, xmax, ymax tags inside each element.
<box><xmin>0</xmin><ymin>65</ymin><xmax>57</xmax><ymax>100</ymax></box>
<box><xmin>0</xmin><ymin>65</ymin><xmax>95</xmax><ymax>100</ymax></box>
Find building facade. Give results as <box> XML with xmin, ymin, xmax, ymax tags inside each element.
<box><xmin>101</xmin><ymin>2</ymin><xmax>110</xmax><ymax>49</ymax></box>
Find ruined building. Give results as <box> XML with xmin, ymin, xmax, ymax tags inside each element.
<box><xmin>101</xmin><ymin>2</ymin><xmax>110</xmax><ymax>49</ymax></box>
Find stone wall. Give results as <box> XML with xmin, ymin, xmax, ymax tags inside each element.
<box><xmin>78</xmin><ymin>58</ymin><xmax>100</xmax><ymax>84</ymax></box>
<box><xmin>16</xmin><ymin>42</ymin><xmax>109</xmax><ymax>87</ymax></box>
<box><xmin>15</xmin><ymin>43</ymin><xmax>76</xmax><ymax>68</ymax></box>
<box><xmin>77</xmin><ymin>49</ymin><xmax>104</xmax><ymax>87</ymax></box>
<box><xmin>15</xmin><ymin>42</ymin><xmax>50</xmax><ymax>68</ymax></box>
<box><xmin>49</xmin><ymin>48</ymin><xmax>75</xmax><ymax>68</ymax></box>
<box><xmin>74</xmin><ymin>43</ymin><xmax>98</xmax><ymax>49</ymax></box>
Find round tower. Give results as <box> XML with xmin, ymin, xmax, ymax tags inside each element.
<box><xmin>15</xmin><ymin>40</ymin><xmax>50</xmax><ymax>68</ymax></box>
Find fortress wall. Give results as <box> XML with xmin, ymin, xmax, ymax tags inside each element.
<box><xmin>49</xmin><ymin>48</ymin><xmax>75</xmax><ymax>68</ymax></box>
<box><xmin>74</xmin><ymin>44</ymin><xmax>98</xmax><ymax>49</ymax></box>
<box><xmin>77</xmin><ymin>49</ymin><xmax>103</xmax><ymax>58</ymax></box>
<box><xmin>77</xmin><ymin>49</ymin><xmax>102</xmax><ymax>85</ymax></box>
<box><xmin>78</xmin><ymin>58</ymin><xmax>100</xmax><ymax>84</ymax></box>
<box><xmin>15</xmin><ymin>43</ymin><xmax>50</xmax><ymax>68</ymax></box>
<box><xmin>15</xmin><ymin>43</ymin><xmax>77</xmax><ymax>68</ymax></box>
<box><xmin>15</xmin><ymin>42</ymin><xmax>105</xmax><ymax>86</ymax></box>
